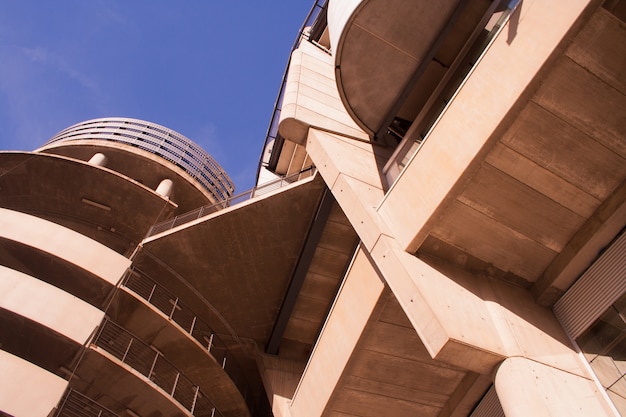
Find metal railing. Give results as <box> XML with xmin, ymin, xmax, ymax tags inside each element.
<box><xmin>55</xmin><ymin>389</ymin><xmax>120</xmax><ymax>417</ymax></box>
<box><xmin>254</xmin><ymin>0</ymin><xmax>328</xmax><ymax>181</ymax></box>
<box><xmin>92</xmin><ymin>318</ymin><xmax>221</xmax><ymax>417</ymax></box>
<box><xmin>382</xmin><ymin>0</ymin><xmax>522</xmax><ymax>186</ymax></box>
<box><xmin>147</xmin><ymin>166</ymin><xmax>315</xmax><ymax>237</ymax></box>
<box><xmin>122</xmin><ymin>270</ymin><xmax>252</xmax><ymax>407</ymax></box>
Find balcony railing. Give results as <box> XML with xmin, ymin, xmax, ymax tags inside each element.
<box><xmin>122</xmin><ymin>270</ymin><xmax>253</xmax><ymax>409</ymax></box>
<box><xmin>255</xmin><ymin>0</ymin><xmax>327</xmax><ymax>181</ymax></box>
<box><xmin>92</xmin><ymin>318</ymin><xmax>221</xmax><ymax>417</ymax></box>
<box><xmin>55</xmin><ymin>389</ymin><xmax>120</xmax><ymax>417</ymax></box>
<box><xmin>382</xmin><ymin>0</ymin><xmax>521</xmax><ymax>187</ymax></box>
<box><xmin>147</xmin><ymin>166</ymin><xmax>315</xmax><ymax>237</ymax></box>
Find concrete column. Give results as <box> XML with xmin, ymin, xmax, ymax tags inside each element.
<box><xmin>495</xmin><ymin>356</ymin><xmax>615</xmax><ymax>417</ymax></box>
<box><xmin>87</xmin><ymin>152</ymin><xmax>108</xmax><ymax>167</ymax></box>
<box><xmin>156</xmin><ymin>179</ymin><xmax>173</xmax><ymax>198</ymax></box>
<box><xmin>289</xmin><ymin>246</ymin><xmax>385</xmax><ymax>417</ymax></box>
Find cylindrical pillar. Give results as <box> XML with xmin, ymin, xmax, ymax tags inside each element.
<box><xmin>87</xmin><ymin>153</ymin><xmax>108</xmax><ymax>167</ymax></box>
<box><xmin>156</xmin><ymin>179</ymin><xmax>173</xmax><ymax>198</ymax></box>
<box><xmin>494</xmin><ymin>357</ymin><xmax>614</xmax><ymax>417</ymax></box>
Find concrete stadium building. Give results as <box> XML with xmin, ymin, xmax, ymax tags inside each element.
<box><xmin>1</xmin><ymin>0</ymin><xmax>625</xmax><ymax>416</ymax></box>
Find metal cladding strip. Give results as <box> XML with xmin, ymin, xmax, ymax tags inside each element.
<box><xmin>470</xmin><ymin>386</ymin><xmax>505</xmax><ymax>417</ymax></box>
<box><xmin>554</xmin><ymin>231</ymin><xmax>626</xmax><ymax>339</ymax></box>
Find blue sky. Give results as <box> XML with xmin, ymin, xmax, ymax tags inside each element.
<box><xmin>0</xmin><ymin>1</ymin><xmax>313</xmax><ymax>191</ymax></box>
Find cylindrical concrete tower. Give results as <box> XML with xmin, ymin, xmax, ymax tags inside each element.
<box><xmin>0</xmin><ymin>118</ymin><xmax>260</xmax><ymax>417</ymax></box>
<box><xmin>41</xmin><ymin>117</ymin><xmax>234</xmax><ymax>204</ymax></box>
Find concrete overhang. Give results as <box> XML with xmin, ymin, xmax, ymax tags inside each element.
<box><xmin>0</xmin><ymin>306</ymin><xmax>81</xmax><ymax>380</ymax></box>
<box><xmin>376</xmin><ymin>3</ymin><xmax>626</xmax><ymax>304</ymax></box>
<box><xmin>0</xmin><ymin>350</ymin><xmax>67</xmax><ymax>417</ymax></box>
<box><xmin>0</xmin><ymin>237</ymin><xmax>115</xmax><ymax>308</ymax></box>
<box><xmin>137</xmin><ymin>174</ymin><xmax>327</xmax><ymax>346</ymax></box>
<box><xmin>39</xmin><ymin>139</ymin><xmax>217</xmax><ymax>211</ymax></box>
<box><xmin>0</xmin><ymin>152</ymin><xmax>178</xmax><ymax>254</ymax></box>
<box><xmin>107</xmin><ymin>288</ymin><xmax>251</xmax><ymax>417</ymax></box>
<box><xmin>71</xmin><ymin>347</ymin><xmax>197</xmax><ymax>417</ymax></box>
<box><xmin>0</xmin><ymin>265</ymin><xmax>103</xmax><ymax>345</ymax></box>
<box><xmin>0</xmin><ymin>207</ymin><xmax>130</xmax><ymax>286</ymax></box>
<box><xmin>329</xmin><ymin>0</ymin><xmax>494</xmax><ymax>137</ymax></box>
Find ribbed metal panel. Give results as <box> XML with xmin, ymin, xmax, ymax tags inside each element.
<box><xmin>554</xmin><ymin>231</ymin><xmax>626</xmax><ymax>339</ymax></box>
<box><xmin>42</xmin><ymin>118</ymin><xmax>235</xmax><ymax>201</ymax></box>
<box><xmin>470</xmin><ymin>386</ymin><xmax>504</xmax><ymax>417</ymax></box>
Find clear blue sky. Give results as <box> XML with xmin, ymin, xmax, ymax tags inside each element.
<box><xmin>0</xmin><ymin>1</ymin><xmax>313</xmax><ymax>191</ymax></box>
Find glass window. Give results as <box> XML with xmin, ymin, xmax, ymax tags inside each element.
<box><xmin>577</xmin><ymin>292</ymin><xmax>626</xmax><ymax>415</ymax></box>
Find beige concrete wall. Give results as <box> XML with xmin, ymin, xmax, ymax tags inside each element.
<box><xmin>282</xmin><ymin>0</ymin><xmax>616</xmax><ymax>414</ymax></box>
<box><xmin>289</xmin><ymin>246</ymin><xmax>384</xmax><ymax>417</ymax></box>
<box><xmin>0</xmin><ymin>265</ymin><xmax>104</xmax><ymax>344</ymax></box>
<box><xmin>377</xmin><ymin>0</ymin><xmax>595</xmax><ymax>253</ymax></box>
<box><xmin>327</xmin><ymin>0</ymin><xmax>361</xmax><ymax>52</ymax></box>
<box><xmin>279</xmin><ymin>41</ymin><xmax>369</xmax><ymax>145</ymax></box>
<box><xmin>0</xmin><ymin>208</ymin><xmax>130</xmax><ymax>285</ymax></box>
<box><xmin>0</xmin><ymin>349</ymin><xmax>67</xmax><ymax>417</ymax></box>
<box><xmin>305</xmin><ymin>125</ymin><xmax>611</xmax><ymax>413</ymax></box>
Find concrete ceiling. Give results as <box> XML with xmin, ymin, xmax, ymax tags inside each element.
<box><xmin>0</xmin><ymin>307</ymin><xmax>79</xmax><ymax>379</ymax></box>
<box><xmin>278</xmin><ymin>201</ymin><xmax>359</xmax><ymax>358</ymax></box>
<box><xmin>418</xmin><ymin>6</ymin><xmax>626</xmax><ymax>305</ymax></box>
<box><xmin>324</xmin><ymin>288</ymin><xmax>491</xmax><ymax>417</ymax></box>
<box><xmin>138</xmin><ymin>175</ymin><xmax>327</xmax><ymax>348</ymax></box>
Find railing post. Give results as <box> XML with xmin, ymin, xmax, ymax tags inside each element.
<box><xmin>211</xmin><ymin>407</ymin><xmax>215</xmax><ymax>417</ymax></box>
<box><xmin>222</xmin><ymin>355</ymin><xmax>227</xmax><ymax>369</ymax></box>
<box><xmin>122</xmin><ymin>338</ymin><xmax>133</xmax><ymax>363</ymax></box>
<box><xmin>171</xmin><ymin>372</ymin><xmax>180</xmax><ymax>397</ymax></box>
<box><xmin>92</xmin><ymin>320</ymin><xmax>105</xmax><ymax>345</ymax></box>
<box><xmin>207</xmin><ymin>333</ymin><xmax>214</xmax><ymax>352</ymax></box>
<box><xmin>169</xmin><ymin>298</ymin><xmax>178</xmax><ymax>319</ymax></box>
<box><xmin>147</xmin><ymin>283</ymin><xmax>156</xmax><ymax>303</ymax></box>
<box><xmin>189</xmin><ymin>316</ymin><xmax>197</xmax><ymax>335</ymax></box>
<box><xmin>148</xmin><ymin>351</ymin><xmax>159</xmax><ymax>381</ymax></box>
<box><xmin>190</xmin><ymin>386</ymin><xmax>200</xmax><ymax>414</ymax></box>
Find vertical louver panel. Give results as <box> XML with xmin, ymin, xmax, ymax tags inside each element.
<box><xmin>470</xmin><ymin>386</ymin><xmax>505</xmax><ymax>417</ymax></box>
<box><xmin>554</xmin><ymin>231</ymin><xmax>626</xmax><ymax>339</ymax></box>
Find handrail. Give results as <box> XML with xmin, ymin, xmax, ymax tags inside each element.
<box><xmin>55</xmin><ymin>388</ymin><xmax>120</xmax><ymax>417</ymax></box>
<box><xmin>147</xmin><ymin>166</ymin><xmax>315</xmax><ymax>237</ymax></box>
<box><xmin>254</xmin><ymin>0</ymin><xmax>328</xmax><ymax>182</ymax></box>
<box><xmin>122</xmin><ymin>270</ymin><xmax>252</xmax><ymax>406</ymax></box>
<box><xmin>92</xmin><ymin>318</ymin><xmax>222</xmax><ymax>417</ymax></box>
<box><xmin>382</xmin><ymin>0</ymin><xmax>522</xmax><ymax>186</ymax></box>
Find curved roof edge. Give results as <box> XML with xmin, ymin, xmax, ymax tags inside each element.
<box><xmin>41</xmin><ymin>117</ymin><xmax>235</xmax><ymax>201</ymax></box>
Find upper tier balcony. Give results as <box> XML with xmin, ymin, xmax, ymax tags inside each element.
<box><xmin>328</xmin><ymin>0</ymin><xmax>501</xmax><ymax>139</ymax></box>
<box><xmin>107</xmin><ymin>269</ymin><xmax>256</xmax><ymax>417</ymax></box>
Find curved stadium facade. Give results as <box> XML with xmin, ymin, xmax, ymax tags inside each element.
<box><xmin>0</xmin><ymin>118</ymin><xmax>264</xmax><ymax>416</ymax></box>
<box><xmin>1</xmin><ymin>1</ymin><xmax>626</xmax><ymax>417</ymax></box>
